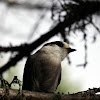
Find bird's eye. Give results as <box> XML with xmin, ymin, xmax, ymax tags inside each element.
<box><xmin>55</xmin><ymin>41</ymin><xmax>64</xmax><ymax>47</ymax></box>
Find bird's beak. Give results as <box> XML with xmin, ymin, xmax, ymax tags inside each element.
<box><xmin>67</xmin><ymin>48</ymin><xmax>76</xmax><ymax>53</ymax></box>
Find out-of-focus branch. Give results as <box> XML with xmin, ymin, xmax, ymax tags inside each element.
<box><xmin>0</xmin><ymin>0</ymin><xmax>100</xmax><ymax>74</ymax></box>
<box><xmin>0</xmin><ymin>44</ymin><xmax>29</xmax><ymax>52</ymax></box>
<box><xmin>28</xmin><ymin>10</ymin><xmax>47</xmax><ymax>39</ymax></box>
<box><xmin>52</xmin><ymin>0</ymin><xmax>100</xmax><ymax>66</ymax></box>
<box><xmin>0</xmin><ymin>0</ymin><xmax>51</xmax><ymax>10</ymax></box>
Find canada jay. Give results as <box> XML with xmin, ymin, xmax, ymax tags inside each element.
<box><xmin>22</xmin><ymin>41</ymin><xmax>76</xmax><ymax>93</ymax></box>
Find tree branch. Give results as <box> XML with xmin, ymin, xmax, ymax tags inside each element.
<box><xmin>0</xmin><ymin>88</ymin><xmax>100</xmax><ymax>100</ymax></box>
<box><xmin>0</xmin><ymin>0</ymin><xmax>51</xmax><ymax>10</ymax></box>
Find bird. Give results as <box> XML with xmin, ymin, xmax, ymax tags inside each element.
<box><xmin>22</xmin><ymin>41</ymin><xmax>76</xmax><ymax>93</ymax></box>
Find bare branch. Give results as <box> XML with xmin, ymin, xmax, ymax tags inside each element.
<box><xmin>0</xmin><ymin>87</ymin><xmax>100</xmax><ymax>100</ymax></box>
<box><xmin>0</xmin><ymin>0</ymin><xmax>51</xmax><ymax>10</ymax></box>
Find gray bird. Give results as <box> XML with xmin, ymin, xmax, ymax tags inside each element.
<box><xmin>22</xmin><ymin>41</ymin><xmax>76</xmax><ymax>93</ymax></box>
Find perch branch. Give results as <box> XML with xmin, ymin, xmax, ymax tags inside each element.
<box><xmin>0</xmin><ymin>88</ymin><xmax>100</xmax><ymax>100</ymax></box>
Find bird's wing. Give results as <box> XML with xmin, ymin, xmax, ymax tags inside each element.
<box><xmin>22</xmin><ymin>52</ymin><xmax>62</xmax><ymax>93</ymax></box>
<box><xmin>57</xmin><ymin>71</ymin><xmax>61</xmax><ymax>87</ymax></box>
<box><xmin>22</xmin><ymin>56</ymin><xmax>32</xmax><ymax>90</ymax></box>
<box><xmin>39</xmin><ymin>57</ymin><xmax>61</xmax><ymax>92</ymax></box>
<box><xmin>22</xmin><ymin>53</ymin><xmax>43</xmax><ymax>91</ymax></box>
<box><xmin>22</xmin><ymin>55</ymin><xmax>39</xmax><ymax>91</ymax></box>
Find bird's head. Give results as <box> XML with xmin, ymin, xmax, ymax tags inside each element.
<box><xmin>43</xmin><ymin>41</ymin><xmax>76</xmax><ymax>61</ymax></box>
